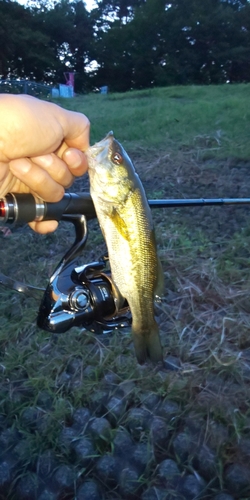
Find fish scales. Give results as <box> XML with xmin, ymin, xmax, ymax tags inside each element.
<box><xmin>102</xmin><ymin>190</ymin><xmax>156</xmax><ymax>323</ymax></box>
<box><xmin>86</xmin><ymin>132</ymin><xmax>163</xmax><ymax>363</ymax></box>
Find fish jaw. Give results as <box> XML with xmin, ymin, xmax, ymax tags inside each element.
<box><xmin>86</xmin><ymin>132</ymin><xmax>114</xmax><ymax>177</ymax></box>
<box><xmin>87</xmin><ymin>131</ymin><xmax>113</xmax><ymax>158</ymax></box>
<box><xmin>87</xmin><ymin>133</ymin><xmax>136</xmax><ymax>205</ymax></box>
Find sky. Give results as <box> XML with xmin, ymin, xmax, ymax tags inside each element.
<box><xmin>82</xmin><ymin>0</ymin><xmax>98</xmax><ymax>11</ymax></box>
<box><xmin>17</xmin><ymin>0</ymin><xmax>98</xmax><ymax>11</ymax></box>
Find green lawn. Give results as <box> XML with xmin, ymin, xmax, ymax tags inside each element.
<box><xmin>55</xmin><ymin>83</ymin><xmax>250</xmax><ymax>158</ymax></box>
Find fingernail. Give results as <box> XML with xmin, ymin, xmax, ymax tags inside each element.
<box><xmin>9</xmin><ymin>159</ymin><xmax>31</xmax><ymax>174</ymax></box>
<box><xmin>64</xmin><ymin>150</ymin><xmax>82</xmax><ymax>169</ymax></box>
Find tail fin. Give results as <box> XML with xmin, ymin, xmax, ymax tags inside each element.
<box><xmin>132</xmin><ymin>322</ymin><xmax>163</xmax><ymax>364</ymax></box>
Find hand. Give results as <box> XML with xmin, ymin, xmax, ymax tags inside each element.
<box><xmin>0</xmin><ymin>94</ymin><xmax>90</xmax><ymax>233</ymax></box>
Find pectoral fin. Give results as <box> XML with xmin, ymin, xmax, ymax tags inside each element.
<box><xmin>110</xmin><ymin>208</ymin><xmax>129</xmax><ymax>240</ymax></box>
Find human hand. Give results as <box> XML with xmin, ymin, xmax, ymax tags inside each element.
<box><xmin>0</xmin><ymin>94</ymin><xmax>90</xmax><ymax>233</ymax></box>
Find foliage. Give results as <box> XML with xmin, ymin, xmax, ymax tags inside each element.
<box><xmin>0</xmin><ymin>0</ymin><xmax>250</xmax><ymax>90</ymax></box>
<box><xmin>0</xmin><ymin>0</ymin><xmax>55</xmax><ymax>80</ymax></box>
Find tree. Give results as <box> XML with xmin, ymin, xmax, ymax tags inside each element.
<box><xmin>95</xmin><ymin>0</ymin><xmax>146</xmax><ymax>23</ymax></box>
<box><xmin>168</xmin><ymin>0</ymin><xmax>250</xmax><ymax>84</ymax></box>
<box><xmin>36</xmin><ymin>0</ymin><xmax>94</xmax><ymax>91</ymax></box>
<box><xmin>1</xmin><ymin>0</ymin><xmax>250</xmax><ymax>91</ymax></box>
<box><xmin>0</xmin><ymin>0</ymin><xmax>55</xmax><ymax>80</ymax></box>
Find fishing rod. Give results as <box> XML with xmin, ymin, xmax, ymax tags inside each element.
<box><xmin>1</xmin><ymin>192</ymin><xmax>250</xmax><ymax>224</ymax></box>
<box><xmin>1</xmin><ymin>191</ymin><xmax>250</xmax><ymax>337</ymax></box>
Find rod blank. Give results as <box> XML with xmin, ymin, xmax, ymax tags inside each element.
<box><xmin>148</xmin><ymin>198</ymin><xmax>250</xmax><ymax>208</ymax></box>
<box><xmin>1</xmin><ymin>193</ymin><xmax>250</xmax><ymax>224</ymax></box>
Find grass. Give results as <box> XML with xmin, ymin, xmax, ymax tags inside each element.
<box><xmin>55</xmin><ymin>83</ymin><xmax>250</xmax><ymax>158</ymax></box>
<box><xmin>1</xmin><ymin>84</ymin><xmax>250</xmax><ymax>498</ymax></box>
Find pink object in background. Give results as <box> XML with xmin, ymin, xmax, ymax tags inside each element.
<box><xmin>64</xmin><ymin>72</ymin><xmax>75</xmax><ymax>93</ymax></box>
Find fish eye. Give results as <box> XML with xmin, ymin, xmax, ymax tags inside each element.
<box><xmin>112</xmin><ymin>152</ymin><xmax>123</xmax><ymax>165</ymax></box>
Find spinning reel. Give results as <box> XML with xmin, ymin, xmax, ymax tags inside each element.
<box><xmin>1</xmin><ymin>192</ymin><xmax>250</xmax><ymax>335</ymax></box>
<box><xmin>0</xmin><ymin>193</ymin><xmax>131</xmax><ymax>335</ymax></box>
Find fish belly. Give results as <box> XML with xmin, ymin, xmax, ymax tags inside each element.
<box><xmin>92</xmin><ymin>191</ymin><xmax>163</xmax><ymax>364</ymax></box>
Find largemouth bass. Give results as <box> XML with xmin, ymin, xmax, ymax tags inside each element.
<box><xmin>86</xmin><ymin>132</ymin><xmax>163</xmax><ymax>363</ymax></box>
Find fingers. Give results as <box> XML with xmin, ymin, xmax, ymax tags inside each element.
<box><xmin>8</xmin><ymin>146</ymin><xmax>88</xmax><ymax>202</ymax></box>
<box><xmin>0</xmin><ymin>148</ymin><xmax>88</xmax><ymax>200</ymax></box>
<box><xmin>0</xmin><ymin>161</ymin><xmax>24</xmax><ymax>197</ymax></box>
<box><xmin>0</xmin><ymin>95</ymin><xmax>90</xmax><ymax>235</ymax></box>
<box><xmin>29</xmin><ymin>220</ymin><xmax>58</xmax><ymax>234</ymax></box>
<box><xmin>9</xmin><ymin>158</ymin><xmax>65</xmax><ymax>202</ymax></box>
<box><xmin>62</xmin><ymin>148</ymin><xmax>89</xmax><ymax>177</ymax></box>
<box><xmin>32</xmin><ymin>148</ymin><xmax>88</xmax><ymax>187</ymax></box>
<box><xmin>0</xmin><ymin>162</ymin><xmax>8</xmax><ymax>183</ymax></box>
<box><xmin>30</xmin><ymin>147</ymin><xmax>88</xmax><ymax>183</ymax></box>
<box><xmin>31</xmin><ymin>148</ymin><xmax>88</xmax><ymax>189</ymax></box>
<box><xmin>32</xmin><ymin>153</ymin><xmax>73</xmax><ymax>188</ymax></box>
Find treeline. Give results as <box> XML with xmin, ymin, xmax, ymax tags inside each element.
<box><xmin>0</xmin><ymin>0</ymin><xmax>250</xmax><ymax>92</ymax></box>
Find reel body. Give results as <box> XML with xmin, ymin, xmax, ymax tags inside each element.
<box><xmin>0</xmin><ymin>205</ymin><xmax>132</xmax><ymax>335</ymax></box>
<box><xmin>38</xmin><ymin>259</ymin><xmax>131</xmax><ymax>335</ymax></box>
<box><xmin>37</xmin><ymin>213</ymin><xmax>131</xmax><ymax>335</ymax></box>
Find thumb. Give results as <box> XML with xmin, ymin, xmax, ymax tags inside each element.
<box><xmin>59</xmin><ymin>109</ymin><xmax>90</xmax><ymax>151</ymax></box>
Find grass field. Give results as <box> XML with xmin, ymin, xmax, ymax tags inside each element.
<box><xmin>58</xmin><ymin>84</ymin><xmax>250</xmax><ymax>158</ymax></box>
<box><xmin>1</xmin><ymin>84</ymin><xmax>250</xmax><ymax>499</ymax></box>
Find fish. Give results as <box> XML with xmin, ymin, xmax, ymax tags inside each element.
<box><xmin>86</xmin><ymin>132</ymin><xmax>163</xmax><ymax>364</ymax></box>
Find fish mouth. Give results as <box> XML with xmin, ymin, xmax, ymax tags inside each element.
<box><xmin>87</xmin><ymin>131</ymin><xmax>114</xmax><ymax>160</ymax></box>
